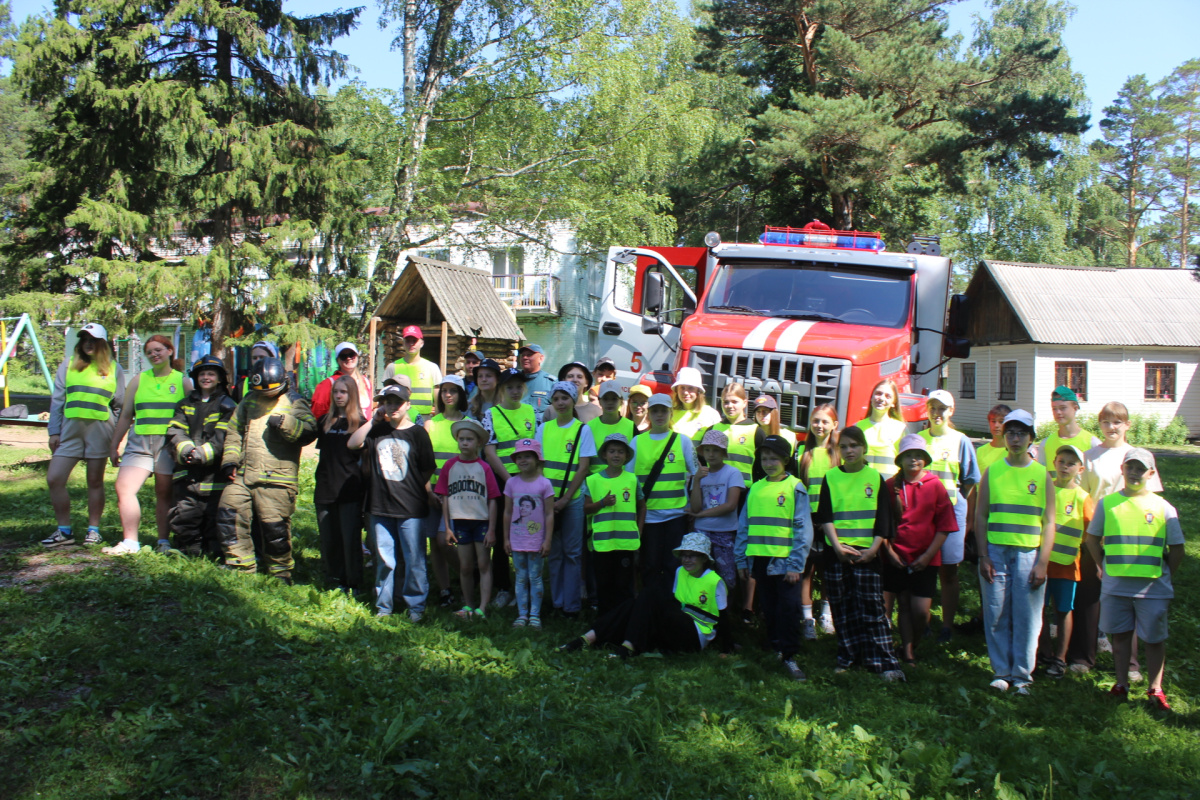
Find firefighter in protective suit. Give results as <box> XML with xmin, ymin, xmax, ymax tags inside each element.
<box><xmin>217</xmin><ymin>357</ymin><xmax>317</xmax><ymax>581</ymax></box>
<box><xmin>166</xmin><ymin>356</ymin><xmax>238</xmax><ymax>557</ymax></box>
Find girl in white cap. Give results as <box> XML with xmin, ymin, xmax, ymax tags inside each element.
<box><xmin>918</xmin><ymin>389</ymin><xmax>980</xmax><ymax>643</ymax></box>
<box><xmin>424</xmin><ymin>375</ymin><xmax>470</xmax><ymax>608</ymax></box>
<box><xmin>42</xmin><ymin>323</ymin><xmax>127</xmax><ymax>548</ymax></box>
<box><xmin>670</xmin><ymin>366</ymin><xmax>720</xmax><ymax>442</ymax></box>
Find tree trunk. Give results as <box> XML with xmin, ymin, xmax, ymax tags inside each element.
<box><xmin>211</xmin><ymin>26</ymin><xmax>235</xmax><ymax>359</ymax></box>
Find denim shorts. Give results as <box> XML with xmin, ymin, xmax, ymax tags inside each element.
<box><xmin>451</xmin><ymin>519</ymin><xmax>489</xmax><ymax>545</ymax></box>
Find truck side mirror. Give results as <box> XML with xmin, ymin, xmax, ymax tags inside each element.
<box><xmin>643</xmin><ymin>272</ymin><xmax>665</xmax><ymax>314</ymax></box>
<box><xmin>942</xmin><ymin>336</ymin><xmax>971</xmax><ymax>359</ymax></box>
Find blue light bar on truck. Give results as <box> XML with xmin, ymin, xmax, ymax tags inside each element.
<box><xmin>759</xmin><ymin>222</ymin><xmax>886</xmax><ymax>253</ymax></box>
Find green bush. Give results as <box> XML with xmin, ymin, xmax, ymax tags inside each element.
<box><xmin>1036</xmin><ymin>412</ymin><xmax>1190</xmax><ymax>447</ymax></box>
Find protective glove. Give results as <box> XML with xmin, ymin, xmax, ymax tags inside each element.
<box><xmin>220</xmin><ymin>463</ymin><xmax>238</xmax><ymax>483</ymax></box>
<box><xmin>177</xmin><ymin>443</ymin><xmax>195</xmax><ymax>465</ymax></box>
<box><xmin>267</xmin><ymin>414</ymin><xmax>284</xmax><ymax>429</ymax></box>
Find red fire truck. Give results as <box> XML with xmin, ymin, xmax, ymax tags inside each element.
<box><xmin>596</xmin><ymin>222</ymin><xmax>970</xmax><ymax>433</ymax></box>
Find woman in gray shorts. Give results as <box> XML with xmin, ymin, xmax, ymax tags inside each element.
<box><xmin>106</xmin><ymin>334</ymin><xmax>192</xmax><ymax>555</ymax></box>
<box><xmin>42</xmin><ymin>323</ymin><xmax>127</xmax><ymax>548</ymax></box>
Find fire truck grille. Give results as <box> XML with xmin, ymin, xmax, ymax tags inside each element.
<box><xmin>690</xmin><ymin>347</ymin><xmax>851</xmax><ymax>432</ymax></box>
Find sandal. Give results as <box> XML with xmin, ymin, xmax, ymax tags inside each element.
<box><xmin>455</xmin><ymin>606</ymin><xmax>475</xmax><ymax>619</ymax></box>
<box><xmin>513</xmin><ymin>617</ymin><xmax>528</xmax><ymax>628</ymax></box>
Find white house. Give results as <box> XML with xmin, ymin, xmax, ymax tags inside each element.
<box><xmin>946</xmin><ymin>260</ymin><xmax>1200</xmax><ymax>434</ymax></box>
<box><xmin>366</xmin><ymin>217</ymin><xmax>605</xmax><ymax>372</ymax></box>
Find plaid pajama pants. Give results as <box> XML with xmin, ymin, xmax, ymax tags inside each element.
<box><xmin>826</xmin><ymin>559</ymin><xmax>901</xmax><ymax>672</ymax></box>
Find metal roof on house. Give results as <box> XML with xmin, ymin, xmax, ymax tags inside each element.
<box><xmin>981</xmin><ymin>260</ymin><xmax>1200</xmax><ymax>347</ymax></box>
<box><xmin>368</xmin><ymin>255</ymin><xmax>524</xmax><ymax>341</ymax></box>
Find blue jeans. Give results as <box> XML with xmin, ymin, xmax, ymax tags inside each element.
<box><xmin>513</xmin><ymin>551</ymin><xmax>545</xmax><ymax>619</ymax></box>
<box><xmin>980</xmin><ymin>543</ymin><xmax>1046</xmax><ymax>686</ymax></box>
<box><xmin>370</xmin><ymin>515</ymin><xmax>428</xmax><ymax>615</ymax></box>
<box><xmin>548</xmin><ymin>496</ymin><xmax>584</xmax><ymax>613</ymax></box>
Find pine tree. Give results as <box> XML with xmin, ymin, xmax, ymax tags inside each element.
<box><xmin>692</xmin><ymin>0</ymin><xmax>1089</xmax><ymax>234</ymax></box>
<box><xmin>5</xmin><ymin>0</ymin><xmax>363</xmax><ymax>353</ymax></box>
<box><xmin>1088</xmin><ymin>75</ymin><xmax>1174</xmax><ymax>267</ymax></box>
<box><xmin>1160</xmin><ymin>59</ymin><xmax>1200</xmax><ymax>268</ymax></box>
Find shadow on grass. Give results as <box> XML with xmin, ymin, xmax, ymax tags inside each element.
<box><xmin>1</xmin><ymin>459</ymin><xmax>1199</xmax><ymax>797</ymax></box>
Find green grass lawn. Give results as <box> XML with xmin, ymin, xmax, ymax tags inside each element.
<box><xmin>3</xmin><ymin>446</ymin><xmax>1200</xmax><ymax>799</ymax></box>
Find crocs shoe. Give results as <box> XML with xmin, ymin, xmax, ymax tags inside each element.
<box><xmin>102</xmin><ymin>539</ymin><xmax>141</xmax><ymax>555</ymax></box>
<box><xmin>1147</xmin><ymin>688</ymin><xmax>1172</xmax><ymax>711</ymax></box>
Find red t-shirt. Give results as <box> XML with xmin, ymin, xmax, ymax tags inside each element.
<box><xmin>885</xmin><ymin>471</ymin><xmax>957</xmax><ymax>567</ymax></box>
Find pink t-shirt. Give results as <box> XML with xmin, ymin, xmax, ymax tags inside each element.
<box><xmin>434</xmin><ymin>456</ymin><xmax>500</xmax><ymax>521</ymax></box>
<box><xmin>503</xmin><ymin>474</ymin><xmax>555</xmax><ymax>552</ymax></box>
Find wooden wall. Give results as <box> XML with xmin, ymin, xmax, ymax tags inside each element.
<box><xmin>964</xmin><ymin>268</ymin><xmax>1033</xmax><ymax>346</ymax></box>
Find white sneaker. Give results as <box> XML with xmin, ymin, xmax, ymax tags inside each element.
<box><xmin>989</xmin><ymin>678</ymin><xmax>1010</xmax><ymax>692</ymax></box>
<box><xmin>820</xmin><ymin>614</ymin><xmax>836</xmax><ymax>635</ymax></box>
<box><xmin>1098</xmin><ymin>634</ymin><xmax>1113</xmax><ymax>653</ymax></box>
<box><xmin>802</xmin><ymin>618</ymin><xmax>817</xmax><ymax>641</ymax></box>
<box><xmin>881</xmin><ymin>670</ymin><xmax>906</xmax><ymax>683</ymax></box>
<box><xmin>102</xmin><ymin>539</ymin><xmax>141</xmax><ymax>556</ymax></box>
<box><xmin>493</xmin><ymin>590</ymin><xmax>514</xmax><ymax>609</ymax></box>
<box><xmin>1128</xmin><ymin>669</ymin><xmax>1143</xmax><ymax>683</ymax></box>
<box><xmin>82</xmin><ymin>529</ymin><xmax>103</xmax><ymax>545</ymax></box>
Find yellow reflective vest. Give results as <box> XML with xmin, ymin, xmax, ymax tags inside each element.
<box><xmin>712</xmin><ymin>421</ymin><xmax>757</xmax><ymax>482</ymax></box>
<box><xmin>986</xmin><ymin>459</ymin><xmax>1048</xmax><ymax>548</ymax></box>
<box><xmin>675</xmin><ymin>566</ymin><xmax>722</xmax><ymax>637</ymax></box>
<box><xmin>391</xmin><ymin>357</ymin><xmax>438</xmax><ymax>419</ymax></box>
<box><xmin>542</xmin><ymin>418</ymin><xmax>587</xmax><ymax>501</ymax></box>
<box><xmin>587</xmin><ymin>416</ymin><xmax>634</xmax><ymax>474</ymax></box>
<box><xmin>133</xmin><ymin>369</ymin><xmax>184</xmax><ymax>435</ymax></box>
<box><xmin>1102</xmin><ymin>492</ymin><xmax>1168</xmax><ymax>579</ymax></box>
<box><xmin>487</xmin><ymin>403</ymin><xmax>538</xmax><ymax>475</ymax></box>
<box><xmin>1049</xmin><ymin>483</ymin><xmax>1088</xmax><ymax>566</ymax></box>
<box><xmin>64</xmin><ymin>363</ymin><xmax>118</xmax><ymax>421</ymax></box>
<box><xmin>855</xmin><ymin>416</ymin><xmax>905</xmax><ymax>479</ymax></box>
<box><xmin>745</xmin><ymin>474</ymin><xmax>800</xmax><ymax>558</ymax></box>
<box><xmin>585</xmin><ymin>470</ymin><xmax>640</xmax><ymax>551</ymax></box>
<box><xmin>427</xmin><ymin>414</ymin><xmax>459</xmax><ymax>485</ymax></box>
<box><xmin>824</xmin><ymin>466</ymin><xmax>882</xmax><ymax>547</ymax></box>
<box><xmin>634</xmin><ymin>433</ymin><xmax>688</xmax><ymax>510</ymax></box>
<box><xmin>803</xmin><ymin>446</ymin><xmax>833</xmax><ymax>515</ymax></box>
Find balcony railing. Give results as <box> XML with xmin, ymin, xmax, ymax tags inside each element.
<box><xmin>492</xmin><ymin>273</ymin><xmax>560</xmax><ymax>315</ymax></box>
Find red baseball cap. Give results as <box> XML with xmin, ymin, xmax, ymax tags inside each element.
<box><xmin>402</xmin><ymin>325</ymin><xmax>423</xmax><ymax>339</ymax></box>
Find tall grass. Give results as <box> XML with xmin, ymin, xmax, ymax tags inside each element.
<box><xmin>2</xmin><ymin>453</ymin><xmax>1199</xmax><ymax>799</ymax></box>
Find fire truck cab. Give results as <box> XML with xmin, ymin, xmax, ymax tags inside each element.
<box><xmin>596</xmin><ymin>223</ymin><xmax>969</xmax><ymax>433</ymax></box>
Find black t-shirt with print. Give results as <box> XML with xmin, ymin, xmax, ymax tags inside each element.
<box><xmin>361</xmin><ymin>423</ymin><xmax>436</xmax><ymax>519</ymax></box>
<box><xmin>314</xmin><ymin>418</ymin><xmax>365</xmax><ymax>505</ymax></box>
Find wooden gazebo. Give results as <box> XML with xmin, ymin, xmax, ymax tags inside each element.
<box><xmin>364</xmin><ymin>255</ymin><xmax>525</xmax><ymax>384</ymax></box>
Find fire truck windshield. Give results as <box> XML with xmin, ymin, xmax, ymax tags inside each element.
<box><xmin>705</xmin><ymin>259</ymin><xmax>912</xmax><ymax>329</ymax></box>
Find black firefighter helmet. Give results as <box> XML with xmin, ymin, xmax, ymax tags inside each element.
<box><xmin>249</xmin><ymin>357</ymin><xmax>287</xmax><ymax>397</ymax></box>
<box><xmin>189</xmin><ymin>355</ymin><xmax>228</xmax><ymax>384</ymax></box>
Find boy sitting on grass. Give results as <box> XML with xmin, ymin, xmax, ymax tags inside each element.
<box><xmin>1084</xmin><ymin>448</ymin><xmax>1184</xmax><ymax>710</ymax></box>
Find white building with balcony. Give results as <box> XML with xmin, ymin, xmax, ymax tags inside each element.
<box><xmin>367</xmin><ymin>217</ymin><xmax>606</xmax><ymax>373</ymax></box>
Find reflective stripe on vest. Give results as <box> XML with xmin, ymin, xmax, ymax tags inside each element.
<box><xmin>543</xmin><ymin>418</ymin><xmax>585</xmax><ymax>500</ymax></box>
<box><xmin>920</xmin><ymin>429</ymin><xmax>964</xmax><ymax>505</ymax></box>
<box><xmin>488</xmin><ymin>404</ymin><xmax>537</xmax><ymax>474</ymax></box>
<box><xmin>1102</xmin><ymin>492</ymin><xmax>1167</xmax><ymax>579</ymax></box>
<box><xmin>392</xmin><ymin>359</ymin><xmax>437</xmax><ymax>417</ymax></box>
<box><xmin>824</xmin><ymin>467</ymin><xmax>882</xmax><ymax>547</ymax></box>
<box><xmin>671</xmin><ymin>408</ymin><xmax>709</xmax><ymax>441</ymax></box>
<box><xmin>585</xmin><ymin>471</ymin><xmax>640</xmax><ymax>551</ymax></box>
<box><xmin>855</xmin><ymin>417</ymin><xmax>905</xmax><ymax>479</ymax></box>
<box><xmin>634</xmin><ymin>434</ymin><xmax>687</xmax><ymax>510</ymax></box>
<box><xmin>675</xmin><ymin>566</ymin><xmax>722</xmax><ymax>637</ymax></box>
<box><xmin>427</xmin><ymin>415</ymin><xmax>459</xmax><ymax>484</ymax></box>
<box><xmin>587</xmin><ymin>417</ymin><xmax>634</xmax><ymax>474</ymax></box>
<box><xmin>1050</xmin><ymin>484</ymin><xmax>1088</xmax><ymax>565</ymax></box>
<box><xmin>804</xmin><ymin>446</ymin><xmax>832</xmax><ymax>515</ymax></box>
<box><xmin>713</xmin><ymin>421</ymin><xmax>756</xmax><ymax>482</ymax></box>
<box><xmin>745</xmin><ymin>474</ymin><xmax>800</xmax><ymax>558</ymax></box>
<box><xmin>133</xmin><ymin>369</ymin><xmax>184</xmax><ymax>434</ymax></box>
<box><xmin>64</xmin><ymin>363</ymin><xmax>118</xmax><ymax>420</ymax></box>
<box><xmin>986</xmin><ymin>459</ymin><xmax>1047</xmax><ymax>548</ymax></box>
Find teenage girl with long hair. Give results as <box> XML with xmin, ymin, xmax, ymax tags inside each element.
<box><xmin>426</xmin><ymin>376</ymin><xmax>470</xmax><ymax>606</ymax></box>
<box><xmin>798</xmin><ymin>403</ymin><xmax>841</xmax><ymax>638</ymax></box>
<box><xmin>316</xmin><ymin>376</ymin><xmax>367</xmax><ymax>593</ymax></box>
<box><xmin>42</xmin><ymin>324</ymin><xmax>127</xmax><ymax>548</ymax></box>
<box><xmin>108</xmin><ymin>334</ymin><xmax>192</xmax><ymax>555</ymax></box>
<box><xmin>854</xmin><ymin>379</ymin><xmax>906</xmax><ymax>480</ymax></box>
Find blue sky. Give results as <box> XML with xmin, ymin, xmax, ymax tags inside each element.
<box><xmin>7</xmin><ymin>0</ymin><xmax>1200</xmax><ymax>137</ymax></box>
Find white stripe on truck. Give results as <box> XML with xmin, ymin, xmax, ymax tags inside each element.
<box><xmin>742</xmin><ymin>319</ymin><xmax>786</xmax><ymax>350</ymax></box>
<box><xmin>774</xmin><ymin>321</ymin><xmax>815</xmax><ymax>353</ymax></box>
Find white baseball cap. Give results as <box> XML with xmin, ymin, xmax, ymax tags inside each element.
<box><xmin>927</xmin><ymin>389</ymin><xmax>955</xmax><ymax>408</ymax></box>
<box><xmin>334</xmin><ymin>341</ymin><xmax>359</xmax><ymax>359</ymax></box>
<box><xmin>647</xmin><ymin>393</ymin><xmax>673</xmax><ymax>409</ymax></box>
<box><xmin>1003</xmin><ymin>409</ymin><xmax>1035</xmax><ymax>429</ymax></box>
<box><xmin>80</xmin><ymin>322</ymin><xmax>108</xmax><ymax>340</ymax></box>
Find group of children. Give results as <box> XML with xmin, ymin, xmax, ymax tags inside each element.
<box><xmin>43</xmin><ymin>327</ymin><xmax>1184</xmax><ymax>707</ymax></box>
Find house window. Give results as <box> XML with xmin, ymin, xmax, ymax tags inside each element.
<box><xmin>997</xmin><ymin>361</ymin><xmax>1017</xmax><ymax>401</ymax></box>
<box><xmin>959</xmin><ymin>363</ymin><xmax>976</xmax><ymax>400</ymax></box>
<box><xmin>1145</xmin><ymin>363</ymin><xmax>1176</xmax><ymax>401</ymax></box>
<box><xmin>491</xmin><ymin>248</ymin><xmax>524</xmax><ymax>290</ymax></box>
<box><xmin>1054</xmin><ymin>361</ymin><xmax>1087</xmax><ymax>401</ymax></box>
